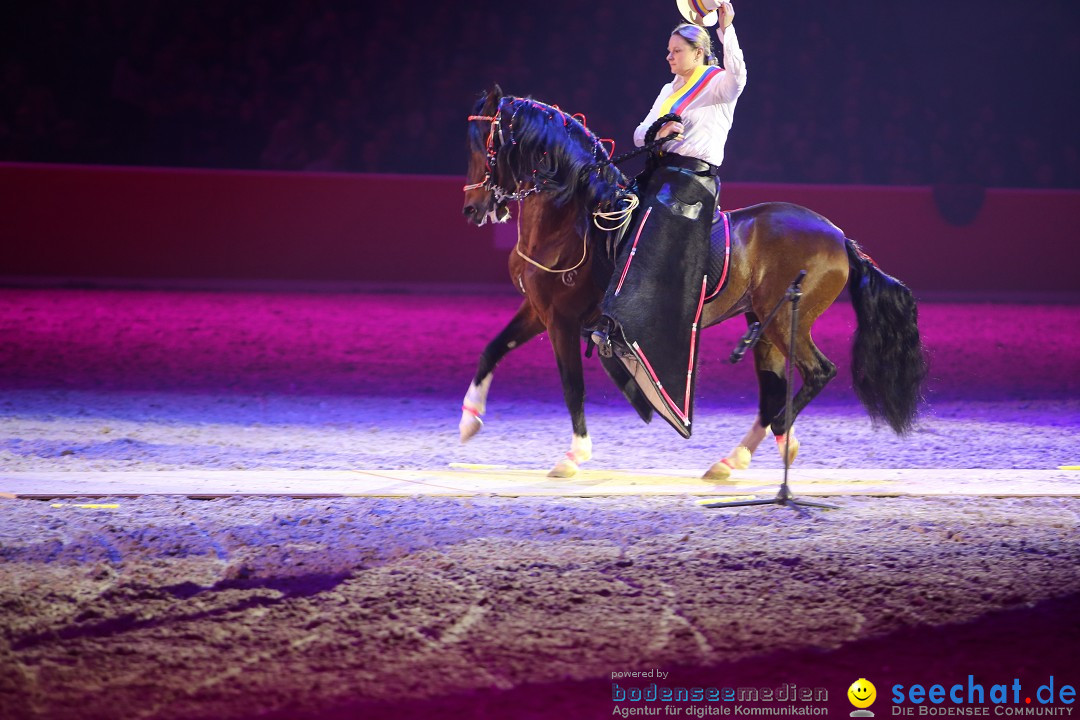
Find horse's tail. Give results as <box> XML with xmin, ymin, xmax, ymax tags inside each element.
<box><xmin>845</xmin><ymin>238</ymin><xmax>928</xmax><ymax>434</ymax></box>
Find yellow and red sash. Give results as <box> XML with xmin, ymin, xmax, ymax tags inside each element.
<box><xmin>659</xmin><ymin>65</ymin><xmax>722</xmax><ymax>117</ymax></box>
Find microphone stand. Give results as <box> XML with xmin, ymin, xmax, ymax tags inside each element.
<box><xmin>704</xmin><ymin>270</ymin><xmax>839</xmax><ymax>514</ymax></box>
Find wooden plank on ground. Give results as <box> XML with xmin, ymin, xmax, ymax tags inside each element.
<box><xmin>0</xmin><ymin>468</ymin><xmax>1077</xmax><ymax>499</ymax></box>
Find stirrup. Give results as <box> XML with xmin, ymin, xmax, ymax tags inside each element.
<box><xmin>594</xmin><ymin>334</ymin><xmax>613</xmax><ymax>358</ymax></box>
<box><xmin>591</xmin><ymin>317</ymin><xmax>609</xmax><ymax>349</ymax></box>
<box><xmin>590</xmin><ymin>317</ymin><xmax>614</xmax><ymax>357</ymax></box>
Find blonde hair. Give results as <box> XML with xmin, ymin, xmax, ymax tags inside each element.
<box><xmin>672</xmin><ymin>23</ymin><xmax>718</xmax><ymax>66</ymax></box>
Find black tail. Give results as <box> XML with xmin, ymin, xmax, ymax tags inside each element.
<box><xmin>845</xmin><ymin>239</ymin><xmax>928</xmax><ymax>434</ymax></box>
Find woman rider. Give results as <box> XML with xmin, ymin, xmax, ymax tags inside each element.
<box><xmin>591</xmin><ymin>2</ymin><xmax>747</xmax><ymax>436</ymax></box>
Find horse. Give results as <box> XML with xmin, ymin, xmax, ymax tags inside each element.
<box><xmin>460</xmin><ymin>85</ymin><xmax>927</xmax><ymax>480</ymax></box>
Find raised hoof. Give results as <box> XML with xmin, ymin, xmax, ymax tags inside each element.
<box><xmin>459</xmin><ymin>413</ymin><xmax>483</xmax><ymax>443</ymax></box>
<box><xmin>548</xmin><ymin>457</ymin><xmax>579</xmax><ymax>478</ymax></box>
<box><xmin>777</xmin><ymin>436</ymin><xmax>800</xmax><ymax>466</ymax></box>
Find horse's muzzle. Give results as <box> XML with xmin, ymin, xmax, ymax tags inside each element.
<box><xmin>462</xmin><ymin>202</ymin><xmax>486</xmax><ymax>225</ymax></box>
<box><xmin>462</xmin><ymin>199</ymin><xmax>510</xmax><ymax>226</ymax></box>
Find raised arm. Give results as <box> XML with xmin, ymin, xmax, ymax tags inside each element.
<box><xmin>712</xmin><ymin>2</ymin><xmax>747</xmax><ymax>103</ymax></box>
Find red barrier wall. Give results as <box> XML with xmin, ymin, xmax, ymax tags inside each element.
<box><xmin>0</xmin><ymin>163</ymin><xmax>506</xmax><ymax>286</ymax></box>
<box><xmin>2</xmin><ymin>163</ymin><xmax>1078</xmax><ymax>295</ymax></box>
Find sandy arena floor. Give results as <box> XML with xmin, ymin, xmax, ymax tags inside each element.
<box><xmin>1</xmin><ymin>287</ymin><xmax>1078</xmax><ymax>720</ymax></box>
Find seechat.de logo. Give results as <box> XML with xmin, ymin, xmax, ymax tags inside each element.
<box><xmin>849</xmin><ymin>678</ymin><xmax>878</xmax><ymax>717</ymax></box>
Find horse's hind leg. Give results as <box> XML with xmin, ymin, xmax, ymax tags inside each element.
<box><xmin>546</xmin><ymin>312</ymin><xmax>592</xmax><ymax>479</ymax></box>
<box><xmin>761</xmin><ymin>317</ymin><xmax>837</xmax><ymax>465</ymax></box>
<box><xmin>460</xmin><ymin>299</ymin><xmax>544</xmax><ymax>442</ymax></box>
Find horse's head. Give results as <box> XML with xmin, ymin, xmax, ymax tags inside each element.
<box><xmin>464</xmin><ymin>86</ymin><xmax>630</xmax><ymax>229</ymax></box>
<box><xmin>462</xmin><ymin>85</ymin><xmax>511</xmax><ymax>226</ymax></box>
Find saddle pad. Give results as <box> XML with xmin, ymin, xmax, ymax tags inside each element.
<box><xmin>704</xmin><ymin>209</ymin><xmax>732</xmax><ymax>301</ymax></box>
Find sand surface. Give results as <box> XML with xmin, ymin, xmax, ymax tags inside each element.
<box><xmin>1</xmin><ymin>287</ymin><xmax>1078</xmax><ymax>719</ymax></box>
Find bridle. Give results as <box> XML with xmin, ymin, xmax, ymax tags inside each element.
<box><xmin>464</xmin><ymin>97</ymin><xmax>537</xmax><ymax>202</ymax></box>
<box><xmin>463</xmin><ymin>97</ymin><xmax>636</xmax><ymax>273</ymax></box>
<box><xmin>464</xmin><ymin>97</ymin><xmax>617</xmax><ymax>203</ymax></box>
<box><xmin>462</xmin><ymin>103</ymin><xmax>502</xmax><ymax>194</ymax></box>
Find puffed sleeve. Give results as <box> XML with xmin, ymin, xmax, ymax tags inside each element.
<box><xmin>633</xmin><ymin>85</ymin><xmax>670</xmax><ymax>147</ymax></box>
<box><xmin>710</xmin><ymin>24</ymin><xmax>747</xmax><ymax>103</ymax></box>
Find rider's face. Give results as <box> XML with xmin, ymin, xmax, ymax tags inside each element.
<box><xmin>667</xmin><ymin>35</ymin><xmax>701</xmax><ymax>77</ymax></box>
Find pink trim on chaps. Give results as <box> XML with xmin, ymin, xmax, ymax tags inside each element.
<box><xmin>685</xmin><ymin>275</ymin><xmax>708</xmax><ymax>413</ymax></box>
<box><xmin>614</xmin><ymin>207</ymin><xmax>652</xmax><ymax>296</ymax></box>
<box><xmin>632</xmin><ymin>342</ymin><xmax>690</xmax><ymax>426</ymax></box>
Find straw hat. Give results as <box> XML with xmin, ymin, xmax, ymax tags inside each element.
<box><xmin>675</xmin><ymin>0</ymin><xmax>722</xmax><ymax>27</ymax></box>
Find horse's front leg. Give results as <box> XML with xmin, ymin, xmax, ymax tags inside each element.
<box><xmin>460</xmin><ymin>299</ymin><xmax>544</xmax><ymax>442</ymax></box>
<box><xmin>546</xmin><ymin>313</ymin><xmax>591</xmax><ymax>478</ymax></box>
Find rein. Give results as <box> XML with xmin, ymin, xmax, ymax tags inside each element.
<box><xmin>513</xmin><ymin>208</ymin><xmax>589</xmax><ymax>275</ymax></box>
<box><xmin>585</xmin><ymin>113</ymin><xmax>682</xmax><ymax>173</ymax></box>
<box><xmin>513</xmin><ymin>190</ymin><xmax>640</xmax><ymax>275</ymax></box>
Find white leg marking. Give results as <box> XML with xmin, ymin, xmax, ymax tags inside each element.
<box><xmin>459</xmin><ymin>374</ymin><xmax>494</xmax><ymax>443</ymax></box>
<box><xmin>548</xmin><ymin>433</ymin><xmax>591</xmax><ymax>478</ymax></box>
<box><xmin>703</xmin><ymin>418</ymin><xmax>764</xmax><ymax>480</ymax></box>
<box><xmin>739</xmin><ymin>418</ymin><xmax>769</xmax><ymax>454</ymax></box>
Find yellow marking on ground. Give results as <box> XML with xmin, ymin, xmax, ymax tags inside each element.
<box><xmin>696</xmin><ymin>496</ymin><xmax>759</xmax><ymax>505</ymax></box>
<box><xmin>448</xmin><ymin>463</ymin><xmax>508</xmax><ymax>470</ymax></box>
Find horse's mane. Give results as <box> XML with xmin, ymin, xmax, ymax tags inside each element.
<box><xmin>490</xmin><ymin>96</ymin><xmax>629</xmax><ymax>212</ymax></box>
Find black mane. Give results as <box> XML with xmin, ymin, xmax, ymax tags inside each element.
<box><xmin>493</xmin><ymin>97</ymin><xmax>629</xmax><ymax>211</ymax></box>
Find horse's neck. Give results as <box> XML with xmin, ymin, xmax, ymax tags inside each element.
<box><xmin>519</xmin><ymin>196</ymin><xmax>583</xmax><ymax>254</ymax></box>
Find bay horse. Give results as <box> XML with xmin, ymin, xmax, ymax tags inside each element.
<box><xmin>460</xmin><ymin>85</ymin><xmax>927</xmax><ymax>480</ymax></box>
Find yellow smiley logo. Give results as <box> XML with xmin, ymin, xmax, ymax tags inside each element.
<box><xmin>848</xmin><ymin>678</ymin><xmax>877</xmax><ymax>708</ymax></box>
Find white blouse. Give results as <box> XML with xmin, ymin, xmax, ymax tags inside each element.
<box><xmin>633</xmin><ymin>24</ymin><xmax>748</xmax><ymax>168</ymax></box>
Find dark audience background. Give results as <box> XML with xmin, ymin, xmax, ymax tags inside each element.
<box><xmin>0</xmin><ymin>0</ymin><xmax>1076</xmax><ymax>187</ymax></box>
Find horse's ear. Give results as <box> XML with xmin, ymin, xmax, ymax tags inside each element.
<box><xmin>490</xmin><ymin>83</ymin><xmax>503</xmax><ymax>101</ymax></box>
